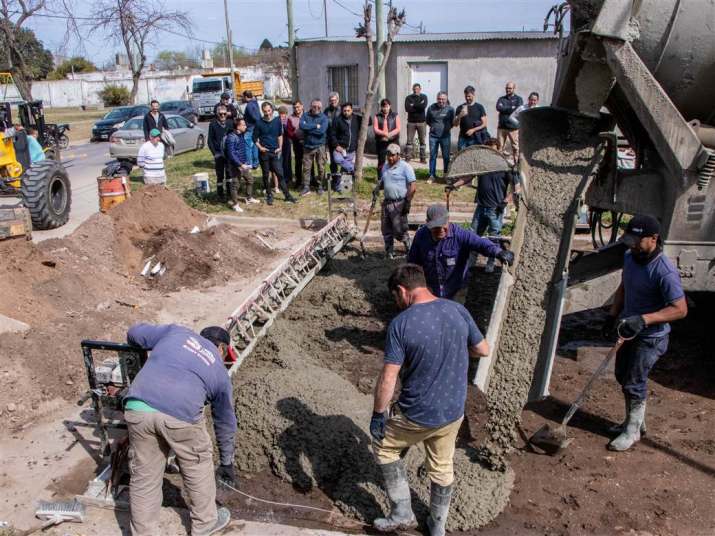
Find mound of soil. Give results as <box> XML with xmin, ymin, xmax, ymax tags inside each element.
<box><xmin>233</xmin><ymin>252</ymin><xmax>514</xmax><ymax>531</ymax></box>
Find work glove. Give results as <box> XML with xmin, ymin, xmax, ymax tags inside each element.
<box><xmin>215</xmin><ymin>463</ymin><xmax>236</xmax><ymax>488</ymax></box>
<box><xmin>370</xmin><ymin>411</ymin><xmax>387</xmax><ymax>441</ymax></box>
<box><xmin>601</xmin><ymin>314</ymin><xmax>617</xmax><ymax>340</ymax></box>
<box><xmin>496</xmin><ymin>249</ymin><xmax>515</xmax><ymax>266</ymax></box>
<box><xmin>617</xmin><ymin>315</ymin><xmax>646</xmax><ymax>339</ymax></box>
<box><xmin>401</xmin><ymin>198</ymin><xmax>412</xmax><ymax>216</ymax></box>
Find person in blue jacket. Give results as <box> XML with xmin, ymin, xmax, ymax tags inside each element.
<box><xmin>242</xmin><ymin>90</ymin><xmax>261</xmax><ymax>166</ymax></box>
<box><xmin>123</xmin><ymin>323</ymin><xmax>237</xmax><ymax>536</ymax></box>
<box><xmin>299</xmin><ymin>99</ymin><xmax>330</xmax><ymax>195</ymax></box>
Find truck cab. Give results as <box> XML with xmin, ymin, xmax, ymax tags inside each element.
<box><xmin>191</xmin><ymin>76</ymin><xmax>232</xmax><ymax>120</ymax></box>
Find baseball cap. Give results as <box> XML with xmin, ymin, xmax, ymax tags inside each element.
<box><xmin>386</xmin><ymin>143</ymin><xmax>401</xmax><ymax>155</ymax></box>
<box><xmin>149</xmin><ymin>128</ymin><xmax>161</xmax><ymax>137</ymax></box>
<box><xmin>426</xmin><ymin>204</ymin><xmax>449</xmax><ymax>229</ymax></box>
<box><xmin>200</xmin><ymin>326</ymin><xmax>231</xmax><ymax>346</ymax></box>
<box><xmin>622</xmin><ymin>214</ymin><xmax>660</xmax><ymax>247</ymax></box>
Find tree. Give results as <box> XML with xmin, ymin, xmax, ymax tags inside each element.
<box><xmin>98</xmin><ymin>84</ymin><xmax>131</xmax><ymax>106</ymax></box>
<box><xmin>210</xmin><ymin>40</ymin><xmax>247</xmax><ymax>68</ymax></box>
<box><xmin>0</xmin><ymin>1</ymin><xmax>75</xmax><ymax>99</ymax></box>
<box><xmin>353</xmin><ymin>3</ymin><xmax>405</xmax><ymax>185</ymax></box>
<box><xmin>154</xmin><ymin>50</ymin><xmax>198</xmax><ymax>71</ymax></box>
<box><xmin>89</xmin><ymin>0</ymin><xmax>192</xmax><ymax>103</ymax></box>
<box><xmin>48</xmin><ymin>56</ymin><xmax>96</xmax><ymax>80</ymax></box>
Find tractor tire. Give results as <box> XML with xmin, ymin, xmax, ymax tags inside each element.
<box><xmin>20</xmin><ymin>159</ymin><xmax>72</xmax><ymax>230</ymax></box>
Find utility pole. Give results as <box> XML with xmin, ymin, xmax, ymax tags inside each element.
<box><xmin>375</xmin><ymin>0</ymin><xmax>386</xmax><ymax>100</ymax></box>
<box><xmin>287</xmin><ymin>0</ymin><xmax>298</xmax><ymax>100</ymax></box>
<box><xmin>323</xmin><ymin>0</ymin><xmax>329</xmax><ymax>37</ymax></box>
<box><xmin>223</xmin><ymin>0</ymin><xmax>236</xmax><ymax>90</ymax></box>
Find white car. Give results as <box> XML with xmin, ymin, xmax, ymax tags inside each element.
<box><xmin>109</xmin><ymin>114</ymin><xmax>206</xmax><ymax>162</ymax></box>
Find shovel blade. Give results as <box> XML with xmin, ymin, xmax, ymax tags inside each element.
<box><xmin>528</xmin><ymin>423</ymin><xmax>574</xmax><ymax>455</ymax></box>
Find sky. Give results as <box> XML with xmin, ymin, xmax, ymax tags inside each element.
<box><xmin>27</xmin><ymin>0</ymin><xmax>560</xmax><ymax>65</ymax></box>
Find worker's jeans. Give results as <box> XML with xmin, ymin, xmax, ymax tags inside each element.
<box><xmin>472</xmin><ymin>205</ymin><xmax>504</xmax><ymax>237</ymax></box>
<box><xmin>373</xmin><ymin>404</ymin><xmax>463</xmax><ymax>486</ymax></box>
<box><xmin>302</xmin><ymin>145</ymin><xmax>326</xmax><ymax>190</ymax></box>
<box><xmin>428</xmin><ymin>134</ymin><xmax>450</xmax><ymax>178</ymax></box>
<box><xmin>245</xmin><ymin>126</ymin><xmax>259</xmax><ymax>167</ymax></box>
<box><xmin>258</xmin><ymin>151</ymin><xmax>290</xmax><ymax>199</ymax></box>
<box><xmin>227</xmin><ymin>163</ymin><xmax>254</xmax><ymax>201</ymax></box>
<box><xmin>405</xmin><ymin>121</ymin><xmax>426</xmax><ymax>160</ymax></box>
<box><xmin>381</xmin><ymin>198</ymin><xmax>409</xmax><ymax>251</ymax></box>
<box><xmin>125</xmin><ymin>410</ymin><xmax>217</xmax><ymax>536</ymax></box>
<box><xmin>333</xmin><ymin>149</ymin><xmax>356</xmax><ymax>173</ymax></box>
<box><xmin>615</xmin><ymin>334</ymin><xmax>669</xmax><ymax>400</ymax></box>
<box><xmin>281</xmin><ymin>137</ymin><xmax>293</xmax><ymax>184</ymax></box>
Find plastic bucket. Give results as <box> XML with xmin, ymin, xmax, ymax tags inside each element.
<box><xmin>193</xmin><ymin>172</ymin><xmax>210</xmax><ymax>194</ymax></box>
<box><xmin>97</xmin><ymin>175</ymin><xmax>130</xmax><ymax>213</ymax></box>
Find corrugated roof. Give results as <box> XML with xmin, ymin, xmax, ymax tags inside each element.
<box><xmin>296</xmin><ymin>31</ymin><xmax>556</xmax><ymax>44</ymax></box>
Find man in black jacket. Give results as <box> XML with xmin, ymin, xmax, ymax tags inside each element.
<box><xmin>329</xmin><ymin>102</ymin><xmax>361</xmax><ymax>177</ymax></box>
<box><xmin>404</xmin><ymin>83</ymin><xmax>428</xmax><ymax>163</ymax></box>
<box><xmin>213</xmin><ymin>93</ymin><xmax>239</xmax><ymax>120</ymax></box>
<box><xmin>207</xmin><ymin>106</ymin><xmax>234</xmax><ymax>201</ymax></box>
<box><xmin>496</xmin><ymin>81</ymin><xmax>523</xmax><ymax>162</ymax></box>
<box><xmin>143</xmin><ymin>100</ymin><xmax>169</xmax><ymax>141</ymax></box>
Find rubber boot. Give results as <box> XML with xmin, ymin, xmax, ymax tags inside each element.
<box><xmin>426</xmin><ymin>481</ymin><xmax>453</xmax><ymax>536</ymax></box>
<box><xmin>608</xmin><ymin>396</ymin><xmax>647</xmax><ymax>436</ymax></box>
<box><xmin>373</xmin><ymin>460</ymin><xmax>417</xmax><ymax>532</ymax></box>
<box><xmin>608</xmin><ymin>398</ymin><xmax>646</xmax><ymax>451</ymax></box>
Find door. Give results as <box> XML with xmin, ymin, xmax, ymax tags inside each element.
<box><xmin>167</xmin><ymin>116</ymin><xmax>188</xmax><ymax>152</ymax></box>
<box><xmin>410</xmin><ymin>62</ymin><xmax>448</xmax><ymax>104</ymax></box>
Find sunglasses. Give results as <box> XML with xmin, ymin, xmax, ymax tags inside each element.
<box><xmin>218</xmin><ymin>113</ymin><xmax>227</xmax><ymax>116</ymax></box>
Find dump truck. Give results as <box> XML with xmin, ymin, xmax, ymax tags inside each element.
<box><xmin>448</xmin><ymin>0</ymin><xmax>715</xmax><ymax>410</ymax></box>
<box><xmin>190</xmin><ymin>70</ymin><xmax>264</xmax><ymax>120</ymax></box>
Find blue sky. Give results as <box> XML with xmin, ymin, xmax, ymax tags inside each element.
<box><xmin>29</xmin><ymin>0</ymin><xmax>559</xmax><ymax>64</ymax></box>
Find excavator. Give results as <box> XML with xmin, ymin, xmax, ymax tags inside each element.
<box><xmin>0</xmin><ymin>73</ymin><xmax>72</xmax><ymax>239</ymax></box>
<box><xmin>448</xmin><ymin>0</ymin><xmax>715</xmax><ymax>419</ymax></box>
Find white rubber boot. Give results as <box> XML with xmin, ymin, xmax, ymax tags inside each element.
<box><xmin>608</xmin><ymin>396</ymin><xmax>646</xmax><ymax>436</ymax></box>
<box><xmin>426</xmin><ymin>482</ymin><xmax>453</xmax><ymax>536</ymax></box>
<box><xmin>373</xmin><ymin>460</ymin><xmax>417</xmax><ymax>532</ymax></box>
<box><xmin>608</xmin><ymin>398</ymin><xmax>646</xmax><ymax>451</ymax></box>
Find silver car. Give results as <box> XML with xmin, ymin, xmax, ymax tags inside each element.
<box><xmin>109</xmin><ymin>114</ymin><xmax>206</xmax><ymax>162</ymax></box>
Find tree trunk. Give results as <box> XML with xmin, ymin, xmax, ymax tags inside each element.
<box><xmin>12</xmin><ymin>69</ymin><xmax>32</xmax><ymax>101</ymax></box>
<box><xmin>130</xmin><ymin>71</ymin><xmax>140</xmax><ymax>104</ymax></box>
<box><xmin>354</xmin><ymin>38</ymin><xmax>375</xmax><ymax>186</ymax></box>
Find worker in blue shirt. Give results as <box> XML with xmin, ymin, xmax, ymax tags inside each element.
<box><xmin>123</xmin><ymin>323</ymin><xmax>237</xmax><ymax>536</ymax></box>
<box><xmin>407</xmin><ymin>204</ymin><xmax>514</xmax><ymax>299</ymax></box>
<box><xmin>603</xmin><ymin>215</ymin><xmax>687</xmax><ymax>451</ymax></box>
<box><xmin>27</xmin><ymin>127</ymin><xmax>45</xmax><ymax>163</ymax></box>
<box><xmin>253</xmin><ymin>101</ymin><xmax>296</xmax><ymax>206</ymax></box>
<box><xmin>376</xmin><ymin>143</ymin><xmax>416</xmax><ymax>258</ymax></box>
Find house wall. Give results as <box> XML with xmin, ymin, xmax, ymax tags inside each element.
<box><xmin>296</xmin><ymin>37</ymin><xmax>559</xmax><ymax>146</ymax></box>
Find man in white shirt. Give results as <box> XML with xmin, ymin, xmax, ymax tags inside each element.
<box><xmin>137</xmin><ymin>128</ymin><xmax>166</xmax><ymax>185</ymax></box>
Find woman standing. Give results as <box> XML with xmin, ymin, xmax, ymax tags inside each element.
<box><xmin>372</xmin><ymin>98</ymin><xmax>401</xmax><ymax>175</ymax></box>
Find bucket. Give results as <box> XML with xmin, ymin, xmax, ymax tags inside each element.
<box><xmin>97</xmin><ymin>175</ymin><xmax>130</xmax><ymax>213</ymax></box>
<box><xmin>193</xmin><ymin>172</ymin><xmax>210</xmax><ymax>194</ymax></box>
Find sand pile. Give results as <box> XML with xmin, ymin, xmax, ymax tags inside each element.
<box><xmin>477</xmin><ymin>108</ymin><xmax>606</xmax><ymax>469</ymax></box>
<box><xmin>233</xmin><ymin>253</ymin><xmax>514</xmax><ymax>530</ymax></box>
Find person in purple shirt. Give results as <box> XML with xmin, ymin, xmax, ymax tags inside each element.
<box><xmin>123</xmin><ymin>323</ymin><xmax>237</xmax><ymax>536</ymax></box>
<box><xmin>603</xmin><ymin>215</ymin><xmax>687</xmax><ymax>452</ymax></box>
<box><xmin>407</xmin><ymin>204</ymin><xmax>514</xmax><ymax>299</ymax></box>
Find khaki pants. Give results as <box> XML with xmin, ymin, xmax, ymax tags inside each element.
<box><xmin>405</xmin><ymin>122</ymin><xmax>426</xmax><ymax>160</ymax></box>
<box><xmin>373</xmin><ymin>406</ymin><xmax>463</xmax><ymax>486</ymax></box>
<box><xmin>125</xmin><ymin>410</ymin><xmax>217</xmax><ymax>536</ymax></box>
<box><xmin>302</xmin><ymin>145</ymin><xmax>326</xmax><ymax>189</ymax></box>
<box><xmin>497</xmin><ymin>128</ymin><xmax>519</xmax><ymax>161</ymax></box>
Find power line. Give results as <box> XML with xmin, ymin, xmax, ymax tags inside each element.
<box><xmin>332</xmin><ymin>0</ymin><xmax>362</xmax><ymax>18</ymax></box>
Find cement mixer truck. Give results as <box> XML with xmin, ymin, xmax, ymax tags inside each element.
<box><xmin>449</xmin><ymin>0</ymin><xmax>715</xmax><ymax>438</ymax></box>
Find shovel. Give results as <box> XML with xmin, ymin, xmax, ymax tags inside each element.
<box><xmin>529</xmin><ymin>337</ymin><xmax>627</xmax><ymax>455</ymax></box>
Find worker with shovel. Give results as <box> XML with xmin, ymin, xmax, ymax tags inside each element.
<box><xmin>123</xmin><ymin>323</ymin><xmax>237</xmax><ymax>536</ymax></box>
<box><xmin>370</xmin><ymin>264</ymin><xmax>489</xmax><ymax>536</ymax></box>
<box><xmin>603</xmin><ymin>215</ymin><xmax>687</xmax><ymax>451</ymax></box>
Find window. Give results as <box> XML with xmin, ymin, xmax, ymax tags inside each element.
<box><xmin>167</xmin><ymin>117</ymin><xmax>181</xmax><ymax>130</ymax></box>
<box><xmin>176</xmin><ymin>117</ymin><xmax>191</xmax><ymax>128</ymax></box>
<box><xmin>328</xmin><ymin>65</ymin><xmax>358</xmax><ymax>105</ymax></box>
<box><xmin>123</xmin><ymin>118</ymin><xmax>143</xmax><ymax>130</ymax></box>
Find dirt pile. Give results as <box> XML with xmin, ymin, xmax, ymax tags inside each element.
<box><xmin>0</xmin><ymin>187</ymin><xmax>278</xmax><ymax>429</ymax></box>
<box><xmin>477</xmin><ymin>108</ymin><xmax>606</xmax><ymax>469</ymax></box>
<box><xmin>233</xmin><ymin>252</ymin><xmax>514</xmax><ymax>530</ymax></box>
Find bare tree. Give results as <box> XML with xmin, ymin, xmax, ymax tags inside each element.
<box><xmin>90</xmin><ymin>0</ymin><xmax>192</xmax><ymax>103</ymax></box>
<box><xmin>0</xmin><ymin>0</ymin><xmax>78</xmax><ymax>100</ymax></box>
<box><xmin>353</xmin><ymin>3</ymin><xmax>405</xmax><ymax>185</ymax></box>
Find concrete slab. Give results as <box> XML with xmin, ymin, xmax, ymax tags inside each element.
<box><xmin>0</xmin><ymin>313</ymin><xmax>30</xmax><ymax>335</ymax></box>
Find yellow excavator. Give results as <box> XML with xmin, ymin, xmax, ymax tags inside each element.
<box><xmin>0</xmin><ymin>73</ymin><xmax>71</xmax><ymax>239</ymax></box>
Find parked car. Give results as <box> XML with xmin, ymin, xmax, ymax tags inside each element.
<box><xmin>92</xmin><ymin>105</ymin><xmax>150</xmax><ymax>141</ymax></box>
<box><xmin>160</xmin><ymin>100</ymin><xmax>198</xmax><ymax>124</ymax></box>
<box><xmin>109</xmin><ymin>114</ymin><xmax>205</xmax><ymax>162</ymax></box>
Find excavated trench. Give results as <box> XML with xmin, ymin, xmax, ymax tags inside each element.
<box><xmin>227</xmin><ymin>107</ymin><xmax>605</xmax><ymax>531</ymax></box>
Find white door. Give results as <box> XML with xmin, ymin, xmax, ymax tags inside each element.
<box><xmin>410</xmin><ymin>62</ymin><xmax>448</xmax><ymax>104</ymax></box>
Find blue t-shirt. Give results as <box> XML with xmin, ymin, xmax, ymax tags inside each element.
<box><xmin>384</xmin><ymin>299</ymin><xmax>483</xmax><ymax>427</ymax></box>
<box><xmin>622</xmin><ymin>251</ymin><xmax>684</xmax><ymax>337</ymax></box>
<box><xmin>382</xmin><ymin>159</ymin><xmax>416</xmax><ymax>200</ymax></box>
<box><xmin>252</xmin><ymin>116</ymin><xmax>283</xmax><ymax>150</ymax></box>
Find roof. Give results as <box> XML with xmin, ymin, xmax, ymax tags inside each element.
<box><xmin>296</xmin><ymin>31</ymin><xmax>556</xmax><ymax>45</ymax></box>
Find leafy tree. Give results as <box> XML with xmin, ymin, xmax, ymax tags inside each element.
<box><xmin>154</xmin><ymin>50</ymin><xmax>198</xmax><ymax>71</ymax></box>
<box><xmin>210</xmin><ymin>40</ymin><xmax>247</xmax><ymax>68</ymax></box>
<box><xmin>0</xmin><ymin>25</ymin><xmax>53</xmax><ymax>83</ymax></box>
<box><xmin>48</xmin><ymin>56</ymin><xmax>97</xmax><ymax>80</ymax></box>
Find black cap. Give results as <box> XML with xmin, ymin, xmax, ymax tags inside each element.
<box><xmin>622</xmin><ymin>214</ymin><xmax>660</xmax><ymax>247</ymax></box>
<box><xmin>426</xmin><ymin>204</ymin><xmax>449</xmax><ymax>229</ymax></box>
<box><xmin>199</xmin><ymin>326</ymin><xmax>230</xmax><ymax>347</ymax></box>
<box><xmin>220</xmin><ymin>92</ymin><xmax>230</xmax><ymax>100</ymax></box>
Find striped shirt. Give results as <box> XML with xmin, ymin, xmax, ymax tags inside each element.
<box><xmin>137</xmin><ymin>141</ymin><xmax>166</xmax><ymax>184</ymax></box>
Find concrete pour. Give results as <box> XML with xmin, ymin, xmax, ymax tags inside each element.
<box><xmin>477</xmin><ymin>108</ymin><xmax>605</xmax><ymax>470</ymax></box>
<box><xmin>232</xmin><ymin>253</ymin><xmax>513</xmax><ymax>531</ymax></box>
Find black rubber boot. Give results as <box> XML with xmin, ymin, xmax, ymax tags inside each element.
<box><xmin>373</xmin><ymin>460</ymin><xmax>417</xmax><ymax>532</ymax></box>
<box><xmin>426</xmin><ymin>481</ymin><xmax>453</xmax><ymax>536</ymax></box>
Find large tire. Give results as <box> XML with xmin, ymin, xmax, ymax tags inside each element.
<box><xmin>21</xmin><ymin>160</ymin><xmax>72</xmax><ymax>230</ymax></box>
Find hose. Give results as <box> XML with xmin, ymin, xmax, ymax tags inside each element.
<box><xmin>589</xmin><ymin>209</ymin><xmax>622</xmax><ymax>249</ymax></box>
